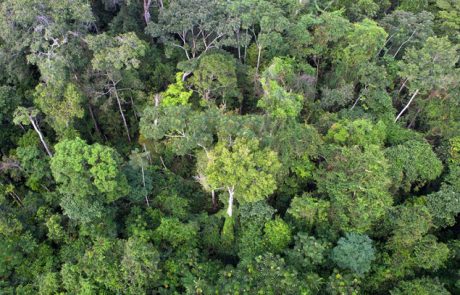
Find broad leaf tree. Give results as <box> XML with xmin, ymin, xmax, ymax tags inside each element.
<box><xmin>202</xmin><ymin>137</ymin><xmax>280</xmax><ymax>217</ymax></box>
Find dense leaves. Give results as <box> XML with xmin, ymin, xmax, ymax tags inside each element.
<box><xmin>1</xmin><ymin>1</ymin><xmax>460</xmax><ymax>294</ymax></box>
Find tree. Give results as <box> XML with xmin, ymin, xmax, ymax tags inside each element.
<box><xmin>215</xmin><ymin>253</ymin><xmax>310</xmax><ymax>294</ymax></box>
<box><xmin>121</xmin><ymin>237</ymin><xmax>160</xmax><ymax>294</ymax></box>
<box><xmin>380</xmin><ymin>11</ymin><xmax>434</xmax><ymax>58</ymax></box>
<box><xmin>140</xmin><ymin>105</ymin><xmax>220</xmax><ymax>155</ymax></box>
<box><xmin>286</xmin><ymin>195</ymin><xmax>330</xmax><ymax>234</ymax></box>
<box><xmin>334</xmin><ymin>0</ymin><xmax>387</xmax><ymax>21</ymax></box>
<box><xmin>203</xmin><ymin>137</ymin><xmax>281</xmax><ymax>217</ymax></box>
<box><xmin>191</xmin><ymin>53</ymin><xmax>241</xmax><ymax>106</ymax></box>
<box><xmin>50</xmin><ymin>137</ymin><xmax>129</xmax><ymax>222</ymax></box>
<box><xmin>385</xmin><ymin>140</ymin><xmax>443</xmax><ymax>192</ymax></box>
<box><xmin>33</xmin><ymin>82</ymin><xmax>84</xmax><ymax>136</ymax></box>
<box><xmin>13</xmin><ymin>107</ymin><xmax>53</xmax><ymax>157</ymax></box>
<box><xmin>0</xmin><ymin>0</ymin><xmax>95</xmax><ymax>84</ymax></box>
<box><xmin>257</xmin><ymin>79</ymin><xmax>303</xmax><ymax>120</ymax></box>
<box><xmin>263</xmin><ymin>217</ymin><xmax>292</xmax><ymax>253</ymax></box>
<box><xmin>435</xmin><ymin>0</ymin><xmax>460</xmax><ymax>42</ymax></box>
<box><xmin>127</xmin><ymin>149</ymin><xmax>152</xmax><ymax>206</ymax></box>
<box><xmin>396</xmin><ymin>37</ymin><xmax>459</xmax><ymax>122</ymax></box>
<box><xmin>325</xmin><ymin>119</ymin><xmax>387</xmax><ymax>147</ymax></box>
<box><xmin>0</xmin><ymin>86</ymin><xmax>22</xmax><ymax>154</ymax></box>
<box><xmin>398</xmin><ymin>0</ymin><xmax>429</xmax><ymax>13</ymax></box>
<box><xmin>315</xmin><ymin>144</ymin><xmax>392</xmax><ymax>233</ymax></box>
<box><xmin>331</xmin><ymin>233</ymin><xmax>376</xmax><ymax>276</ymax></box>
<box><xmin>286</xmin><ymin>233</ymin><xmax>329</xmax><ymax>272</ymax></box>
<box><xmin>160</xmin><ymin>72</ymin><xmax>193</xmax><ymax>106</ymax></box>
<box><xmin>390</xmin><ymin>278</ymin><xmax>450</xmax><ymax>295</ymax></box>
<box><xmin>335</xmin><ymin>18</ymin><xmax>388</xmax><ymax>80</ymax></box>
<box><xmin>86</xmin><ymin>32</ymin><xmax>148</xmax><ymax>142</ymax></box>
<box><xmin>237</xmin><ymin>201</ymin><xmax>275</xmax><ymax>259</ymax></box>
<box><xmin>146</xmin><ymin>0</ymin><xmax>233</xmax><ymax>64</ymax></box>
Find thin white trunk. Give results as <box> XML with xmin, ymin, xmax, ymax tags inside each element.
<box><xmin>143</xmin><ymin>0</ymin><xmax>152</xmax><ymax>24</ymax></box>
<box><xmin>211</xmin><ymin>189</ymin><xmax>216</xmax><ymax>208</ymax></box>
<box><xmin>236</xmin><ymin>31</ymin><xmax>241</xmax><ymax>61</ymax></box>
<box><xmin>393</xmin><ymin>29</ymin><xmax>417</xmax><ymax>58</ymax></box>
<box><xmin>130</xmin><ymin>95</ymin><xmax>138</xmax><ymax>120</ymax></box>
<box><xmin>154</xmin><ymin>93</ymin><xmax>160</xmax><ymax>107</ymax></box>
<box><xmin>226</xmin><ymin>187</ymin><xmax>234</xmax><ymax>217</ymax></box>
<box><xmin>141</xmin><ymin>165</ymin><xmax>149</xmax><ymax>207</ymax></box>
<box><xmin>395</xmin><ymin>89</ymin><xmax>419</xmax><ymax>123</ymax></box>
<box><xmin>112</xmin><ymin>85</ymin><xmax>131</xmax><ymax>143</ymax></box>
<box><xmin>29</xmin><ymin>116</ymin><xmax>53</xmax><ymax>157</ymax></box>
<box><xmin>398</xmin><ymin>78</ymin><xmax>408</xmax><ymax>94</ymax></box>
<box><xmin>256</xmin><ymin>46</ymin><xmax>262</xmax><ymax>75</ymax></box>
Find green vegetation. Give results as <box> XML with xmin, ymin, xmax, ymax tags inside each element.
<box><xmin>1</xmin><ymin>1</ymin><xmax>459</xmax><ymax>294</ymax></box>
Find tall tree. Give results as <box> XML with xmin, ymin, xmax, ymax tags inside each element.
<box><xmin>202</xmin><ymin>137</ymin><xmax>280</xmax><ymax>217</ymax></box>
<box><xmin>50</xmin><ymin>137</ymin><xmax>129</xmax><ymax>222</ymax></box>
<box><xmin>86</xmin><ymin>32</ymin><xmax>147</xmax><ymax>142</ymax></box>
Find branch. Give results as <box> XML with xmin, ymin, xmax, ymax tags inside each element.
<box><xmin>395</xmin><ymin>89</ymin><xmax>420</xmax><ymax>123</ymax></box>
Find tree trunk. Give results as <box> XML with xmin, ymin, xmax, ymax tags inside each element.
<box><xmin>141</xmin><ymin>165</ymin><xmax>150</xmax><ymax>207</ymax></box>
<box><xmin>29</xmin><ymin>116</ymin><xmax>53</xmax><ymax>157</ymax></box>
<box><xmin>393</xmin><ymin>29</ymin><xmax>417</xmax><ymax>58</ymax></box>
<box><xmin>112</xmin><ymin>84</ymin><xmax>132</xmax><ymax>143</ymax></box>
<box><xmin>395</xmin><ymin>89</ymin><xmax>419</xmax><ymax>123</ymax></box>
<box><xmin>226</xmin><ymin>187</ymin><xmax>234</xmax><ymax>217</ymax></box>
<box><xmin>143</xmin><ymin>0</ymin><xmax>152</xmax><ymax>24</ymax></box>
<box><xmin>88</xmin><ymin>103</ymin><xmax>105</xmax><ymax>140</ymax></box>
<box><xmin>211</xmin><ymin>190</ymin><xmax>217</xmax><ymax>209</ymax></box>
<box><xmin>236</xmin><ymin>31</ymin><xmax>241</xmax><ymax>61</ymax></box>
<box><xmin>256</xmin><ymin>46</ymin><xmax>262</xmax><ymax>75</ymax></box>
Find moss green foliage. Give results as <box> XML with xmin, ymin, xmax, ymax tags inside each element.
<box><xmin>2</xmin><ymin>1</ymin><xmax>460</xmax><ymax>294</ymax></box>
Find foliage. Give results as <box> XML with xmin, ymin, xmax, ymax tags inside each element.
<box><xmin>161</xmin><ymin>72</ymin><xmax>193</xmax><ymax>106</ymax></box>
<box><xmin>50</xmin><ymin>138</ymin><xmax>129</xmax><ymax>222</ymax></box>
<box><xmin>390</xmin><ymin>277</ymin><xmax>450</xmax><ymax>295</ymax></box>
<box><xmin>2</xmin><ymin>1</ymin><xmax>460</xmax><ymax>294</ymax></box>
<box><xmin>385</xmin><ymin>140</ymin><xmax>443</xmax><ymax>192</ymax></box>
<box><xmin>316</xmin><ymin>144</ymin><xmax>392</xmax><ymax>233</ymax></box>
<box><xmin>331</xmin><ymin>233</ymin><xmax>376</xmax><ymax>276</ymax></box>
<box><xmin>263</xmin><ymin>217</ymin><xmax>292</xmax><ymax>253</ymax></box>
<box><xmin>203</xmin><ymin>137</ymin><xmax>281</xmax><ymax>216</ymax></box>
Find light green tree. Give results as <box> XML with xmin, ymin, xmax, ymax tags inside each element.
<box><xmin>203</xmin><ymin>137</ymin><xmax>281</xmax><ymax>217</ymax></box>
<box><xmin>160</xmin><ymin>72</ymin><xmax>193</xmax><ymax>106</ymax></box>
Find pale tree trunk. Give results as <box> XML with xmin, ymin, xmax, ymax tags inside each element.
<box><xmin>256</xmin><ymin>46</ymin><xmax>262</xmax><ymax>75</ymax></box>
<box><xmin>29</xmin><ymin>116</ymin><xmax>53</xmax><ymax>157</ymax></box>
<box><xmin>226</xmin><ymin>187</ymin><xmax>235</xmax><ymax>217</ymax></box>
<box><xmin>393</xmin><ymin>29</ymin><xmax>417</xmax><ymax>58</ymax></box>
<box><xmin>143</xmin><ymin>0</ymin><xmax>152</xmax><ymax>24</ymax></box>
<box><xmin>395</xmin><ymin>89</ymin><xmax>420</xmax><ymax>123</ymax></box>
<box><xmin>141</xmin><ymin>164</ymin><xmax>150</xmax><ymax>207</ymax></box>
<box><xmin>236</xmin><ymin>31</ymin><xmax>241</xmax><ymax>61</ymax></box>
<box><xmin>154</xmin><ymin>93</ymin><xmax>161</xmax><ymax>107</ymax></box>
<box><xmin>111</xmin><ymin>81</ymin><xmax>132</xmax><ymax>143</ymax></box>
<box><xmin>211</xmin><ymin>190</ymin><xmax>216</xmax><ymax>209</ymax></box>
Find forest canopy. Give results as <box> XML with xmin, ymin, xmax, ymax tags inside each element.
<box><xmin>1</xmin><ymin>0</ymin><xmax>460</xmax><ymax>294</ymax></box>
